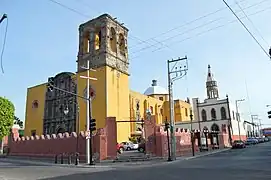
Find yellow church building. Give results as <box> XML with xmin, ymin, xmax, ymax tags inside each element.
<box><xmin>24</xmin><ymin>14</ymin><xmax>192</xmax><ymax>142</ymax></box>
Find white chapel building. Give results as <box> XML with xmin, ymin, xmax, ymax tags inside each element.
<box><xmin>176</xmin><ymin>65</ymin><xmax>247</xmax><ymax>144</ymax></box>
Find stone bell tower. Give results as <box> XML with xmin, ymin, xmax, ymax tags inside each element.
<box><xmin>77</xmin><ymin>14</ymin><xmax>129</xmax><ymax>74</ymax></box>
<box><xmin>76</xmin><ymin>14</ymin><xmax>130</xmax><ymax>142</ymax></box>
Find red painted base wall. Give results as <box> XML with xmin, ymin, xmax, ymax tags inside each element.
<box><xmin>231</xmin><ymin>135</ymin><xmax>247</xmax><ymax>141</ymax></box>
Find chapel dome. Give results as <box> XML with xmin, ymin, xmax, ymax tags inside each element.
<box><xmin>144</xmin><ymin>80</ymin><xmax>168</xmax><ymax>96</ymax></box>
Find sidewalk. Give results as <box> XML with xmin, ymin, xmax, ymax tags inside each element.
<box><xmin>0</xmin><ymin>148</ymin><xmax>230</xmax><ymax>168</ymax></box>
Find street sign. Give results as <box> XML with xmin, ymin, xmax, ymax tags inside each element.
<box><xmin>86</xmin><ymin>131</ymin><xmax>91</xmax><ymax>139</ymax></box>
<box><xmin>83</xmin><ymin>86</ymin><xmax>96</xmax><ymax>102</ymax></box>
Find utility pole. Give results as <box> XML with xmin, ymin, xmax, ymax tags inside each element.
<box><xmin>235</xmin><ymin>99</ymin><xmax>245</xmax><ymax>141</ymax></box>
<box><xmin>167</xmin><ymin>56</ymin><xmax>188</xmax><ymax>161</ymax></box>
<box><xmin>258</xmin><ymin>118</ymin><xmax>263</xmax><ymax>136</ymax></box>
<box><xmin>80</xmin><ymin>60</ymin><xmax>97</xmax><ymax>165</ymax></box>
<box><xmin>251</xmin><ymin>115</ymin><xmax>258</xmax><ymax>137</ymax></box>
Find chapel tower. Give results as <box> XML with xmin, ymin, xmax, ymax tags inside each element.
<box><xmin>206</xmin><ymin>64</ymin><xmax>219</xmax><ymax>99</ymax></box>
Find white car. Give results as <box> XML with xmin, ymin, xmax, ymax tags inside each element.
<box><xmin>122</xmin><ymin>141</ymin><xmax>139</xmax><ymax>151</ymax></box>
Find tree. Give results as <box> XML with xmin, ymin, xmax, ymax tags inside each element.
<box><xmin>0</xmin><ymin>96</ymin><xmax>15</xmax><ymax>139</ymax></box>
<box><xmin>14</xmin><ymin>116</ymin><xmax>23</xmax><ymax>128</ymax></box>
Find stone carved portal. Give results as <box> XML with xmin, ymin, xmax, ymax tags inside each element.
<box><xmin>43</xmin><ymin>72</ymin><xmax>77</xmax><ymax>135</ymax></box>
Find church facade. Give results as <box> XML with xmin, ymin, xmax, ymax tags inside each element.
<box><xmin>176</xmin><ymin>65</ymin><xmax>248</xmax><ymax>144</ymax></box>
<box><xmin>24</xmin><ymin>14</ymin><xmax>192</xmax><ymax>143</ymax></box>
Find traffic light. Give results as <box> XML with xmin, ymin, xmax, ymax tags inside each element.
<box><xmin>268</xmin><ymin>111</ymin><xmax>271</xmax><ymax>119</ymax></box>
<box><xmin>90</xmin><ymin>118</ymin><xmax>96</xmax><ymax>132</ymax></box>
<box><xmin>164</xmin><ymin>121</ymin><xmax>170</xmax><ymax>131</ymax></box>
<box><xmin>47</xmin><ymin>77</ymin><xmax>54</xmax><ymax>92</ymax></box>
<box><xmin>269</xmin><ymin>47</ymin><xmax>271</xmax><ymax>57</ymax></box>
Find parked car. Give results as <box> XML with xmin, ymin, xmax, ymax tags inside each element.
<box><xmin>137</xmin><ymin>142</ymin><xmax>145</xmax><ymax>153</ymax></box>
<box><xmin>117</xmin><ymin>143</ymin><xmax>124</xmax><ymax>153</ymax></box>
<box><xmin>232</xmin><ymin>140</ymin><xmax>246</xmax><ymax>149</ymax></box>
<box><xmin>257</xmin><ymin>137</ymin><xmax>265</xmax><ymax>143</ymax></box>
<box><xmin>121</xmin><ymin>141</ymin><xmax>139</xmax><ymax>151</ymax></box>
<box><xmin>246</xmin><ymin>138</ymin><xmax>258</xmax><ymax>145</ymax></box>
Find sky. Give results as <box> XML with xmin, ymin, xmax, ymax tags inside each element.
<box><xmin>1</xmin><ymin>0</ymin><xmax>271</xmax><ymax>127</ymax></box>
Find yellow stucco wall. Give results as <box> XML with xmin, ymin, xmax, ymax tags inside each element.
<box><xmin>106</xmin><ymin>67</ymin><xmax>130</xmax><ymax>142</ymax></box>
<box><xmin>76</xmin><ymin>67</ymin><xmax>106</xmax><ymax>134</ymax></box>
<box><xmin>162</xmin><ymin>100</ymin><xmax>192</xmax><ymax>123</ymax></box>
<box><xmin>24</xmin><ymin>84</ymin><xmax>47</xmax><ymax>136</ymax></box>
<box><xmin>129</xmin><ymin>90</ymin><xmax>164</xmax><ymax>133</ymax></box>
<box><xmin>76</xmin><ymin>66</ymin><xmax>130</xmax><ymax>143</ymax></box>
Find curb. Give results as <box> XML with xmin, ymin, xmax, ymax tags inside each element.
<box><xmin>1</xmin><ymin>148</ymin><xmax>230</xmax><ymax>168</ymax></box>
<box><xmin>0</xmin><ymin>158</ymin><xmax>113</xmax><ymax>168</ymax></box>
<box><xmin>184</xmin><ymin>148</ymin><xmax>230</xmax><ymax>160</ymax></box>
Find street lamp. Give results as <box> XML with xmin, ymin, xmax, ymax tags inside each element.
<box><xmin>189</xmin><ymin>109</ymin><xmax>195</xmax><ymax>156</ymax></box>
<box><xmin>235</xmin><ymin>99</ymin><xmax>245</xmax><ymax>141</ymax></box>
<box><xmin>63</xmin><ymin>106</ymin><xmax>69</xmax><ymax>116</ymax></box>
<box><xmin>63</xmin><ymin>103</ymin><xmax>80</xmax><ymax>165</ymax></box>
<box><xmin>203</xmin><ymin>129</ymin><xmax>209</xmax><ymax>151</ymax></box>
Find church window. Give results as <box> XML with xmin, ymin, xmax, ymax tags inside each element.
<box><xmin>220</xmin><ymin>107</ymin><xmax>227</xmax><ymax>119</ymax></box>
<box><xmin>95</xmin><ymin>30</ymin><xmax>102</xmax><ymax>50</ymax></box>
<box><xmin>32</xmin><ymin>100</ymin><xmax>39</xmax><ymax>109</ymax></box>
<box><xmin>119</xmin><ymin>33</ymin><xmax>126</xmax><ymax>56</ymax></box>
<box><xmin>201</xmin><ymin>109</ymin><xmax>207</xmax><ymax>121</ymax></box>
<box><xmin>185</xmin><ymin>108</ymin><xmax>188</xmax><ymax>117</ymax></box>
<box><xmin>110</xmin><ymin>27</ymin><xmax>117</xmax><ymax>52</ymax></box>
<box><xmin>211</xmin><ymin>108</ymin><xmax>216</xmax><ymax>120</ymax></box>
<box><xmin>83</xmin><ymin>32</ymin><xmax>90</xmax><ymax>53</ymax></box>
<box><xmin>31</xmin><ymin>130</ymin><xmax>36</xmax><ymax>136</ymax></box>
<box><xmin>136</xmin><ymin>101</ymin><xmax>140</xmax><ymax>111</ymax></box>
<box><xmin>150</xmin><ymin>106</ymin><xmax>153</xmax><ymax>114</ymax></box>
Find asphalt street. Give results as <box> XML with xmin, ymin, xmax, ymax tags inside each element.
<box><xmin>1</xmin><ymin>142</ymin><xmax>271</xmax><ymax>180</ymax></box>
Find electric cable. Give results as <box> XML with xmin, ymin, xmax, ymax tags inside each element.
<box><xmin>130</xmin><ymin>5</ymin><xmax>271</xmax><ymax>59</ymax></box>
<box><xmin>235</xmin><ymin>0</ymin><xmax>269</xmax><ymax>46</ymax></box>
<box><xmin>129</xmin><ymin>0</ymin><xmax>249</xmax><ymax>49</ymax></box>
<box><xmin>47</xmin><ymin>0</ymin><xmax>271</xmax><ymax>59</ymax></box>
<box><xmin>130</xmin><ymin>0</ymin><xmax>270</xmax><ymax>55</ymax></box>
<box><xmin>48</xmin><ymin>0</ymin><xmax>170</xmax><ymax>51</ymax></box>
<box><xmin>0</xmin><ymin>15</ymin><xmax>8</xmax><ymax>74</ymax></box>
<box><xmin>223</xmin><ymin>0</ymin><xmax>270</xmax><ymax>58</ymax></box>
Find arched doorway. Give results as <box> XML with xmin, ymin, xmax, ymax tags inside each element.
<box><xmin>201</xmin><ymin>127</ymin><xmax>209</xmax><ymax>151</ymax></box>
<box><xmin>211</xmin><ymin>124</ymin><xmax>219</xmax><ymax>132</ymax></box>
<box><xmin>210</xmin><ymin>123</ymin><xmax>220</xmax><ymax>149</ymax></box>
<box><xmin>57</xmin><ymin>127</ymin><xmax>66</xmax><ymax>134</ymax></box>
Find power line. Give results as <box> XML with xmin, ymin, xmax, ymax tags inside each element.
<box><xmin>48</xmin><ymin>0</ymin><xmax>170</xmax><ymax>51</ymax></box>
<box><xmin>130</xmin><ymin>0</ymin><xmax>270</xmax><ymax>56</ymax></box>
<box><xmin>129</xmin><ymin>0</ymin><xmax>249</xmax><ymax>49</ymax></box>
<box><xmin>235</xmin><ymin>0</ymin><xmax>269</xmax><ymax>46</ymax></box>
<box><xmin>130</xmin><ymin>5</ymin><xmax>271</xmax><ymax>59</ymax></box>
<box><xmin>73</xmin><ymin>0</ymin><xmax>166</xmax><ymax>50</ymax></box>
<box><xmin>73</xmin><ymin>0</ymin><xmax>175</xmax><ymax>52</ymax></box>
<box><xmin>223</xmin><ymin>0</ymin><xmax>270</xmax><ymax>58</ymax></box>
<box><xmin>0</xmin><ymin>14</ymin><xmax>8</xmax><ymax>74</ymax></box>
<box><xmin>130</xmin><ymin>18</ymin><xmax>223</xmax><ymax>55</ymax></box>
<box><xmin>47</xmin><ymin>0</ymin><xmax>271</xmax><ymax>60</ymax></box>
<box><xmin>48</xmin><ymin>0</ymin><xmax>89</xmax><ymax>18</ymax></box>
